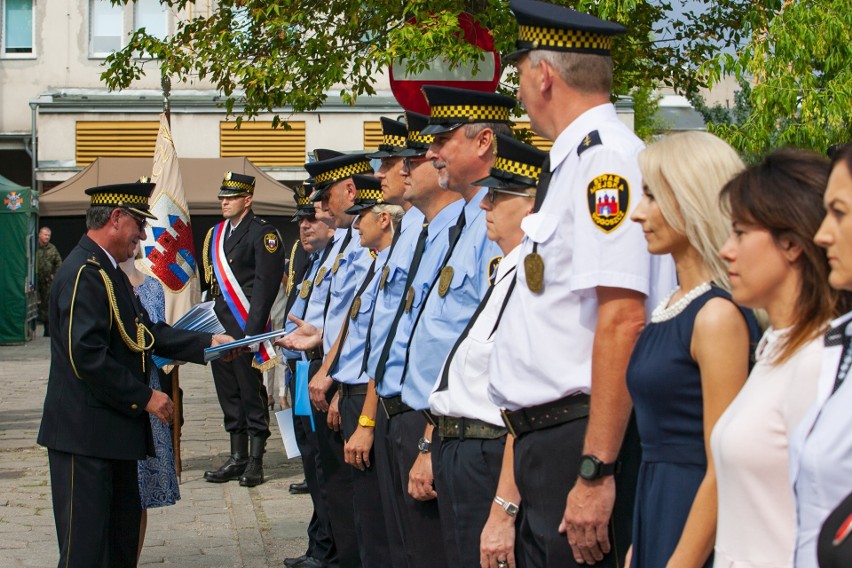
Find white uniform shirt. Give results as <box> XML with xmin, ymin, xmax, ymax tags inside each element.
<box><xmin>789</xmin><ymin>311</ymin><xmax>852</xmax><ymax>568</ymax></box>
<box><xmin>429</xmin><ymin>246</ymin><xmax>520</xmax><ymax>426</ymax></box>
<box><xmin>488</xmin><ymin>103</ymin><xmax>675</xmax><ymax>411</ymax></box>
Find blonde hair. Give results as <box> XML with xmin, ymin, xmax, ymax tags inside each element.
<box><xmin>639</xmin><ymin>131</ymin><xmax>745</xmax><ymax>290</ymax></box>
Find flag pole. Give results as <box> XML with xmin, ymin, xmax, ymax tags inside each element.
<box><xmin>161</xmin><ymin>73</ymin><xmax>182</xmax><ymax>481</ymax></box>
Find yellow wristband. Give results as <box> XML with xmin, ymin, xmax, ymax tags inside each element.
<box><xmin>358</xmin><ymin>415</ymin><xmax>376</xmax><ymax>428</ymax></box>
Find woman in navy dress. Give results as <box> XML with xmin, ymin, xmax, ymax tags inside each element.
<box><xmin>626</xmin><ymin>132</ymin><xmax>761</xmax><ymax>567</ymax></box>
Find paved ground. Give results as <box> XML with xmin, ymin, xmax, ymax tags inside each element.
<box><xmin>0</xmin><ymin>329</ymin><xmax>313</xmax><ymax>567</ymax></box>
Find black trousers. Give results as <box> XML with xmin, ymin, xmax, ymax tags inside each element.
<box><xmin>48</xmin><ymin>449</ymin><xmax>141</xmax><ymax>568</ymax></box>
<box><xmin>340</xmin><ymin>391</ymin><xmax>391</xmax><ymax>568</ymax></box>
<box><xmin>372</xmin><ymin>409</ymin><xmax>409</xmax><ymax>567</ymax></box>
<box><xmin>378</xmin><ymin>410</ymin><xmax>447</xmax><ymax>568</ymax></box>
<box><xmin>288</xmin><ymin>378</ymin><xmax>336</xmax><ymax>564</ymax></box>
<box><xmin>437</xmin><ymin>436</ymin><xmax>509</xmax><ymax>568</ymax></box>
<box><xmin>512</xmin><ymin>416</ymin><xmax>639</xmax><ymax>568</ymax></box>
<box><xmin>311</xmin><ymin>375</ymin><xmax>360</xmax><ymax>568</ymax></box>
<box><xmin>211</xmin><ymin>352</ymin><xmax>270</xmax><ymax>439</ymax></box>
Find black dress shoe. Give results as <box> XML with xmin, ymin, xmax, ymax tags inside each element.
<box><xmin>293</xmin><ymin>557</ymin><xmax>325</xmax><ymax>568</ymax></box>
<box><xmin>203</xmin><ymin>456</ymin><xmax>248</xmax><ymax>483</ymax></box>
<box><xmin>289</xmin><ymin>480</ymin><xmax>309</xmax><ymax>494</ymax></box>
<box><xmin>283</xmin><ymin>554</ymin><xmax>307</xmax><ymax>567</ymax></box>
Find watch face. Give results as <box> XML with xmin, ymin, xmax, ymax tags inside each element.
<box><xmin>579</xmin><ymin>457</ymin><xmax>598</xmax><ymax>479</ymax></box>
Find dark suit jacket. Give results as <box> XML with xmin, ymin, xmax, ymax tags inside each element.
<box><xmin>37</xmin><ymin>235</ymin><xmax>212</xmax><ymax>461</ymax></box>
<box><xmin>205</xmin><ymin>210</ymin><xmax>286</xmax><ymax>338</ymax></box>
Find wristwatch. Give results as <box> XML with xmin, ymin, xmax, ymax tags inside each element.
<box><xmin>358</xmin><ymin>415</ymin><xmax>376</xmax><ymax>428</ymax></box>
<box><xmin>578</xmin><ymin>455</ymin><xmax>618</xmax><ymax>481</ymax></box>
<box><xmin>417</xmin><ymin>436</ymin><xmax>431</xmax><ymax>454</ymax></box>
<box><xmin>493</xmin><ymin>495</ymin><xmax>519</xmax><ymax>518</ymax></box>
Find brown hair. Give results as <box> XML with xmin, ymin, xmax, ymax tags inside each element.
<box><xmin>720</xmin><ymin>148</ymin><xmax>834</xmax><ymax>363</ymax></box>
<box><xmin>830</xmin><ymin>143</ymin><xmax>852</xmax><ymax>173</ymax></box>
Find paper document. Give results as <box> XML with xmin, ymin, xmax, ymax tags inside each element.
<box><xmin>203</xmin><ymin>328</ymin><xmax>288</xmax><ymax>363</ymax></box>
<box><xmin>153</xmin><ymin>301</ymin><xmax>226</xmax><ymax>368</ymax></box>
<box><xmin>276</xmin><ymin>408</ymin><xmax>301</xmax><ymax>459</ymax></box>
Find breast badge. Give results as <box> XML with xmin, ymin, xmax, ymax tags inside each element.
<box><xmin>350</xmin><ymin>297</ymin><xmax>361</xmax><ymax>320</ymax></box>
<box><xmin>524</xmin><ymin>252</ymin><xmax>545</xmax><ymax>293</ymax></box>
<box><xmin>315</xmin><ymin>266</ymin><xmax>328</xmax><ymax>287</ymax></box>
<box><xmin>405</xmin><ymin>286</ymin><xmax>415</xmax><ymax>313</ymax></box>
<box><xmin>332</xmin><ymin>253</ymin><xmax>344</xmax><ymax>274</ymax></box>
<box><xmin>438</xmin><ymin>266</ymin><xmax>454</xmax><ymax>297</ymax></box>
<box><xmin>379</xmin><ymin>265</ymin><xmax>390</xmax><ymax>290</ymax></box>
<box><xmin>299</xmin><ymin>280</ymin><xmax>312</xmax><ymax>299</ymax></box>
<box><xmin>587</xmin><ymin>173</ymin><xmax>629</xmax><ymax>233</ymax></box>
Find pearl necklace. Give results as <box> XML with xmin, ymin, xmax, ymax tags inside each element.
<box><xmin>651</xmin><ymin>282</ymin><xmax>712</xmax><ymax>323</ymax></box>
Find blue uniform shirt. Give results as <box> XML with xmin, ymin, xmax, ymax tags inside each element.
<box><xmin>373</xmin><ymin>199</ymin><xmax>465</xmax><ymax>398</ymax></box>
<box><xmin>331</xmin><ymin>246</ymin><xmax>390</xmax><ymax>384</ymax></box>
<box><xmin>402</xmin><ymin>187</ymin><xmax>501</xmax><ymax>410</ymax></box>
<box><xmin>321</xmin><ymin>226</ymin><xmax>374</xmax><ymax>355</ymax></box>
<box><xmin>302</xmin><ymin>230</ymin><xmax>346</xmax><ymax>336</ymax></box>
<box><xmin>356</xmin><ymin>207</ymin><xmax>424</xmax><ymax>384</ymax></box>
<box><xmin>281</xmin><ymin>248</ymin><xmax>325</xmax><ymax>360</ymax></box>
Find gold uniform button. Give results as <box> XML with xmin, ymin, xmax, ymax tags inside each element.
<box><xmin>131</xmin><ymin>404</ymin><xmax>138</xmax><ymax>410</ymax></box>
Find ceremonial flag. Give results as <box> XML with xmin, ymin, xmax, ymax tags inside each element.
<box><xmin>140</xmin><ymin>112</ymin><xmax>200</xmax><ymax>324</ymax></box>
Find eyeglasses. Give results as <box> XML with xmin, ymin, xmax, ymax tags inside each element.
<box><xmin>402</xmin><ymin>156</ymin><xmax>429</xmax><ymax>172</ymax></box>
<box><xmin>486</xmin><ymin>187</ymin><xmax>534</xmax><ymax>203</ymax></box>
<box><xmin>122</xmin><ymin>210</ymin><xmax>148</xmax><ymax>231</ymax></box>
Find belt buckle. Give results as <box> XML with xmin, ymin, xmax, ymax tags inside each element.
<box><xmin>500</xmin><ymin>409</ymin><xmax>517</xmax><ymax>438</ymax></box>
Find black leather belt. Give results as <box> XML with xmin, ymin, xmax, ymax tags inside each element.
<box><xmin>339</xmin><ymin>383</ymin><xmax>369</xmax><ymax>397</ymax></box>
<box><xmin>501</xmin><ymin>393</ymin><xmax>590</xmax><ymax>438</ymax></box>
<box><xmin>379</xmin><ymin>396</ymin><xmax>414</xmax><ymax>419</ymax></box>
<box><xmin>438</xmin><ymin>416</ymin><xmax>507</xmax><ymax>440</ymax></box>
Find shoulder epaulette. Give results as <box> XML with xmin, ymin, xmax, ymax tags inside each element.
<box><xmin>577</xmin><ymin>130</ymin><xmax>602</xmax><ymax>157</ymax></box>
<box><xmin>253</xmin><ymin>216</ymin><xmax>267</xmax><ymax>225</ymax></box>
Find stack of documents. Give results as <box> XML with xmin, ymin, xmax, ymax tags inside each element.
<box><xmin>152</xmin><ymin>302</ymin><xmax>226</xmax><ymax>368</ymax></box>
<box><xmin>203</xmin><ymin>329</ymin><xmax>288</xmax><ymax>363</ymax></box>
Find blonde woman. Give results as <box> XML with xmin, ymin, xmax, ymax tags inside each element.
<box><xmin>627</xmin><ymin>132</ymin><xmax>760</xmax><ymax>567</ymax></box>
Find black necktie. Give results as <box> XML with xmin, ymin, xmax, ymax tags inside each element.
<box><xmin>533</xmin><ymin>156</ymin><xmax>552</xmax><ymax>213</ymax></box>
<box><xmin>328</xmin><ymin>259</ymin><xmax>377</xmax><ymax>373</ymax></box>
<box><xmin>322</xmin><ymin>228</ymin><xmax>354</xmax><ymax>321</ymax></box>
<box><xmin>373</xmin><ymin>223</ymin><xmax>429</xmax><ymax>386</ymax></box>
<box><xmin>442</xmin><ymin>209</ymin><xmax>466</xmax><ymax>265</ymax></box>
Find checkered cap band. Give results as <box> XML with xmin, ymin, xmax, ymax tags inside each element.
<box><xmin>430</xmin><ymin>104</ymin><xmax>511</xmax><ymax>123</ymax></box>
<box><xmin>381</xmin><ymin>134</ymin><xmax>407</xmax><ymax>149</ymax></box>
<box><xmin>408</xmin><ymin>130</ymin><xmax>434</xmax><ymax>147</ymax></box>
<box><xmin>221</xmin><ymin>179</ymin><xmax>255</xmax><ymax>193</ymax></box>
<box><xmin>494</xmin><ymin>156</ymin><xmax>542</xmax><ymax>183</ymax></box>
<box><xmin>518</xmin><ymin>24</ymin><xmax>614</xmax><ymax>53</ymax></box>
<box><xmin>296</xmin><ymin>194</ymin><xmax>313</xmax><ymax>207</ymax></box>
<box><xmin>313</xmin><ymin>161</ymin><xmax>373</xmax><ymax>185</ymax></box>
<box><xmin>356</xmin><ymin>188</ymin><xmax>384</xmax><ymax>202</ymax></box>
<box><xmin>90</xmin><ymin>192</ymin><xmax>149</xmax><ymax>207</ymax></box>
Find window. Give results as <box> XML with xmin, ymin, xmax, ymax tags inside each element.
<box><xmin>2</xmin><ymin>0</ymin><xmax>34</xmax><ymax>57</ymax></box>
<box><xmin>90</xmin><ymin>0</ymin><xmax>123</xmax><ymax>56</ymax></box>
<box><xmin>134</xmin><ymin>0</ymin><xmax>167</xmax><ymax>40</ymax></box>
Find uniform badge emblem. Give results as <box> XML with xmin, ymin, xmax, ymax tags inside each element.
<box><xmin>587</xmin><ymin>173</ymin><xmax>629</xmax><ymax>233</ymax></box>
<box><xmin>438</xmin><ymin>266</ymin><xmax>454</xmax><ymax>297</ymax></box>
<box><xmin>524</xmin><ymin>252</ymin><xmax>545</xmax><ymax>293</ymax></box>
<box><xmin>405</xmin><ymin>286</ymin><xmax>415</xmax><ymax>313</ymax></box>
<box><xmin>264</xmin><ymin>233</ymin><xmax>279</xmax><ymax>253</ymax></box>
<box><xmin>487</xmin><ymin>256</ymin><xmax>502</xmax><ymax>286</ymax></box>
<box><xmin>332</xmin><ymin>253</ymin><xmax>344</xmax><ymax>274</ymax></box>
<box><xmin>379</xmin><ymin>265</ymin><xmax>390</xmax><ymax>290</ymax></box>
<box><xmin>350</xmin><ymin>297</ymin><xmax>361</xmax><ymax>320</ymax></box>
<box><xmin>315</xmin><ymin>266</ymin><xmax>328</xmax><ymax>287</ymax></box>
<box><xmin>299</xmin><ymin>280</ymin><xmax>312</xmax><ymax>299</ymax></box>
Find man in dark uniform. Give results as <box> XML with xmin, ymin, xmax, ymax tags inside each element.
<box><xmin>202</xmin><ymin>172</ymin><xmax>286</xmax><ymax>487</ymax></box>
<box><xmin>37</xmin><ymin>181</ymin><xmax>234</xmax><ymax>568</ymax></box>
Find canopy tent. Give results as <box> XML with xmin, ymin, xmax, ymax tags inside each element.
<box><xmin>39</xmin><ymin>157</ymin><xmax>297</xmax><ymax>217</ymax></box>
<box><xmin>0</xmin><ymin>173</ymin><xmax>29</xmax><ymax>191</ymax></box>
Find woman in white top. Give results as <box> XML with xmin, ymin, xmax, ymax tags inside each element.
<box><xmin>791</xmin><ymin>143</ymin><xmax>852</xmax><ymax>567</ymax></box>
<box><xmin>712</xmin><ymin>149</ymin><xmax>839</xmax><ymax>567</ymax></box>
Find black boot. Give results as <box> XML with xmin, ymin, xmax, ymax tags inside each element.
<box><xmin>239</xmin><ymin>436</ymin><xmax>266</xmax><ymax>487</ymax></box>
<box><xmin>204</xmin><ymin>433</ymin><xmax>248</xmax><ymax>483</ymax></box>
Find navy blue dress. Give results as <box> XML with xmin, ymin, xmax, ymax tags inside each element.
<box><xmin>626</xmin><ymin>285</ymin><xmax>759</xmax><ymax>567</ymax></box>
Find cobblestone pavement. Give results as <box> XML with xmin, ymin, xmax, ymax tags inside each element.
<box><xmin>0</xmin><ymin>330</ymin><xmax>313</xmax><ymax>567</ymax></box>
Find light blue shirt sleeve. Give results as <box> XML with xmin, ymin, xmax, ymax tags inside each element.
<box><xmin>303</xmin><ymin>230</ymin><xmax>346</xmax><ymax>331</ymax></box>
<box><xmin>402</xmin><ymin>188</ymin><xmax>501</xmax><ymax>409</ymax></box>
<box><xmin>323</xmin><ymin>228</ymin><xmax>374</xmax><ymax>355</ymax></box>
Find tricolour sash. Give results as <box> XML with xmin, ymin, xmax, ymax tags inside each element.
<box><xmin>211</xmin><ymin>222</ymin><xmax>278</xmax><ymax>371</ymax></box>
